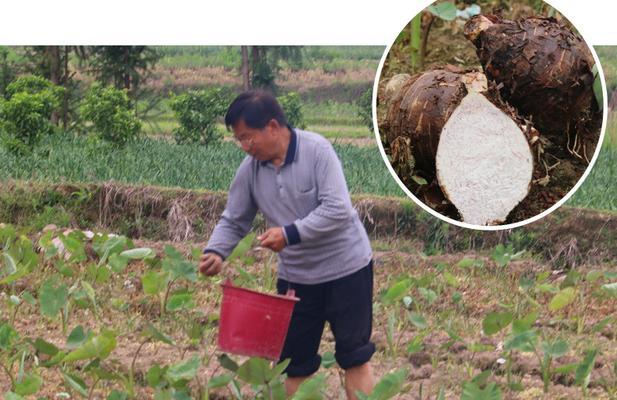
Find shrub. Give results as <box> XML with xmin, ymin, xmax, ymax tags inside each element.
<box><xmin>356</xmin><ymin>87</ymin><xmax>373</xmax><ymax>132</ymax></box>
<box><xmin>169</xmin><ymin>88</ymin><xmax>230</xmax><ymax>145</ymax></box>
<box><xmin>0</xmin><ymin>75</ymin><xmax>64</xmax><ymax>153</ymax></box>
<box><xmin>277</xmin><ymin>92</ymin><xmax>306</xmax><ymax>129</ymax></box>
<box><xmin>81</xmin><ymin>84</ymin><xmax>142</xmax><ymax>145</ymax></box>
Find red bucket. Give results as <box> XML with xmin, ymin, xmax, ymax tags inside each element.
<box><xmin>218</xmin><ymin>279</ymin><xmax>300</xmax><ymax>360</ymax></box>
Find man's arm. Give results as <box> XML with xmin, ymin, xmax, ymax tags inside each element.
<box><xmin>203</xmin><ymin>159</ymin><xmax>258</xmax><ymax>258</ymax></box>
<box><xmin>286</xmin><ymin>142</ymin><xmax>354</xmax><ymax>244</ymax></box>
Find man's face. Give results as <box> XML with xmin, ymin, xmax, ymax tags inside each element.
<box><xmin>231</xmin><ymin>119</ymin><xmax>274</xmax><ymax>161</ymax></box>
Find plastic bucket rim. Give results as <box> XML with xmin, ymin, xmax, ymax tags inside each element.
<box><xmin>221</xmin><ymin>279</ymin><xmax>300</xmax><ymax>302</ymax></box>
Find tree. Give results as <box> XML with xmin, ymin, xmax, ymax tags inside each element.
<box><xmin>240</xmin><ymin>46</ymin><xmax>303</xmax><ymax>93</ymax></box>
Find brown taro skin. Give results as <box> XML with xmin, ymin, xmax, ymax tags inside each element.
<box><xmin>465</xmin><ymin>15</ymin><xmax>596</xmax><ymax>140</ymax></box>
<box><xmin>383</xmin><ymin>70</ymin><xmax>467</xmax><ymax>178</ymax></box>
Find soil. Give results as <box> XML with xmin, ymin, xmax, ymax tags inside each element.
<box><xmin>376</xmin><ymin>2</ymin><xmax>603</xmax><ymax>226</ymax></box>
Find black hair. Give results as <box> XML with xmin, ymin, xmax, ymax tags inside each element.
<box><xmin>224</xmin><ymin>90</ymin><xmax>288</xmax><ymax>130</ymax></box>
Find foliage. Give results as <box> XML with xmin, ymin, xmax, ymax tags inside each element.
<box><xmin>169</xmin><ymin>87</ymin><xmax>231</xmax><ymax>145</ymax></box>
<box><xmin>80</xmin><ymin>83</ymin><xmax>142</xmax><ymax>145</ymax></box>
<box><xmin>356</xmin><ymin>87</ymin><xmax>374</xmax><ymax>132</ymax></box>
<box><xmin>0</xmin><ymin>75</ymin><xmax>64</xmax><ymax>153</ymax></box>
<box><xmin>278</xmin><ymin>92</ymin><xmax>306</xmax><ymax>129</ymax></box>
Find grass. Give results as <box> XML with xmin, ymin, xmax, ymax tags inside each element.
<box><xmin>0</xmin><ymin>133</ymin><xmax>403</xmax><ymax>197</ymax></box>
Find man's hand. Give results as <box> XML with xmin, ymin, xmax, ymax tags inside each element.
<box><xmin>258</xmin><ymin>227</ymin><xmax>286</xmax><ymax>252</ymax></box>
<box><xmin>199</xmin><ymin>252</ymin><xmax>223</xmax><ymax>276</ymax></box>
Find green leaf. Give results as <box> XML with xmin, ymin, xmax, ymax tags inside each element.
<box><xmin>108</xmin><ymin>253</ymin><xmax>129</xmax><ymax>273</ymax></box>
<box><xmin>14</xmin><ymin>373</ymin><xmax>43</xmax><ymax>396</ymax></box>
<box><xmin>321</xmin><ymin>351</ymin><xmax>336</xmax><ymax>368</ymax></box>
<box><xmin>585</xmin><ymin>270</ymin><xmax>603</xmax><ymax>282</ymax></box>
<box><xmin>120</xmin><ymin>247</ymin><xmax>155</xmax><ymax>260</ymax></box>
<box><xmin>591</xmin><ymin>317</ymin><xmax>613</xmax><ymax>333</ymax></box>
<box><xmin>427</xmin><ymin>1</ymin><xmax>457</xmax><ymax>21</ymax></box>
<box><xmin>4</xmin><ymin>392</ymin><xmax>25</xmax><ymax>400</ymax></box>
<box><xmin>166</xmin><ymin>292</ymin><xmax>194</xmax><ymax>312</ymax></box>
<box><xmin>227</xmin><ymin>233</ymin><xmax>256</xmax><ymax>264</ymax></box>
<box><xmin>601</xmin><ymin>282</ymin><xmax>617</xmax><ymax>298</ymax></box>
<box><xmin>39</xmin><ymin>280</ymin><xmax>68</xmax><ymax>317</ymax></box>
<box><xmin>142</xmin><ymin>270</ymin><xmax>167</xmax><ymax>295</ymax></box>
<box><xmin>482</xmin><ymin>312</ymin><xmax>513</xmax><ymax>335</ymax></box>
<box><xmin>268</xmin><ymin>358</ymin><xmax>291</xmax><ymax>382</ymax></box>
<box><xmin>62</xmin><ymin>372</ymin><xmax>88</xmax><ymax>397</ymax></box>
<box><xmin>107</xmin><ymin>390</ymin><xmax>129</xmax><ymax>400</ymax></box>
<box><xmin>364</xmin><ymin>367</ymin><xmax>408</xmax><ymax>400</ymax></box>
<box><xmin>575</xmin><ymin>349</ymin><xmax>598</xmax><ymax>389</ymax></box>
<box><xmin>291</xmin><ymin>373</ymin><xmax>326</xmax><ymax>399</ymax></box>
<box><xmin>512</xmin><ymin>311</ymin><xmax>538</xmax><ymax>334</ymax></box>
<box><xmin>146</xmin><ymin>364</ymin><xmax>166</xmax><ymax>387</ymax></box>
<box><xmin>166</xmin><ymin>355</ymin><xmax>200</xmax><ymax>383</ymax></box>
<box><xmin>236</xmin><ymin>357</ymin><xmax>270</xmax><ymax>385</ymax></box>
<box><xmin>407</xmin><ymin>335</ymin><xmax>424</xmax><ymax>354</ymax></box>
<box><xmin>162</xmin><ymin>257</ymin><xmax>197</xmax><ymax>282</ymax></box>
<box><xmin>411</xmin><ymin>175</ymin><xmax>428</xmax><ymax>185</ymax></box>
<box><xmin>66</xmin><ymin>325</ymin><xmax>87</xmax><ymax>349</ymax></box>
<box><xmin>32</xmin><ymin>337</ymin><xmax>59</xmax><ymax>355</ymax></box>
<box><xmin>461</xmin><ymin>381</ymin><xmax>502</xmax><ymax>400</ymax></box>
<box><xmin>592</xmin><ymin>63</ymin><xmax>603</xmax><ymax>111</ymax></box>
<box><xmin>408</xmin><ymin>312</ymin><xmax>427</xmax><ymax>329</ymax></box>
<box><xmin>456</xmin><ymin>258</ymin><xmax>475</xmax><ymax>268</ymax></box>
<box><xmin>143</xmin><ymin>323</ymin><xmax>174</xmax><ymax>345</ymax></box>
<box><xmin>418</xmin><ymin>287</ymin><xmax>437</xmax><ymax>304</ymax></box>
<box><xmin>382</xmin><ymin>279</ymin><xmax>411</xmax><ymax>304</ymax></box>
<box><xmin>554</xmin><ymin>363</ymin><xmax>578</xmax><ymax>374</ymax></box>
<box><xmin>443</xmin><ymin>271</ymin><xmax>458</xmax><ymax>287</ymax></box>
<box><xmin>207</xmin><ymin>374</ymin><xmax>233</xmax><ymax>389</ymax></box>
<box><xmin>21</xmin><ymin>291</ymin><xmax>36</xmax><ymax>306</ymax></box>
<box><xmin>218</xmin><ymin>353</ymin><xmax>239</xmax><ymax>372</ymax></box>
<box><xmin>541</xmin><ymin>340</ymin><xmax>569</xmax><ymax>358</ymax></box>
<box><xmin>2</xmin><ymin>252</ymin><xmax>17</xmax><ymax>275</ymax></box>
<box><xmin>62</xmin><ymin>330</ymin><xmax>117</xmax><ymax>362</ymax></box>
<box><xmin>505</xmin><ymin>330</ymin><xmax>537</xmax><ymax>352</ymax></box>
<box><xmin>549</xmin><ymin>287</ymin><xmax>576</xmax><ymax>311</ymax></box>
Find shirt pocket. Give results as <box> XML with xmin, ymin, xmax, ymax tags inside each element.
<box><xmin>293</xmin><ymin>164</ymin><xmax>315</xmax><ymax>193</ymax></box>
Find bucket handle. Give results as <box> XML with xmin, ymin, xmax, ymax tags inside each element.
<box><xmin>222</xmin><ymin>278</ymin><xmax>296</xmax><ymax>299</ymax></box>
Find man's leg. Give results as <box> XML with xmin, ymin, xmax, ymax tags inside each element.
<box><xmin>326</xmin><ymin>261</ymin><xmax>376</xmax><ymax>400</ymax></box>
<box><xmin>344</xmin><ymin>362</ymin><xmax>374</xmax><ymax>399</ymax></box>
<box><xmin>276</xmin><ymin>278</ymin><xmax>326</xmax><ymax>397</ymax></box>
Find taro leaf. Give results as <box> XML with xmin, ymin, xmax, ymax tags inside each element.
<box><xmin>62</xmin><ymin>330</ymin><xmax>117</xmax><ymax>362</ymax></box>
<box><xmin>471</xmin><ymin>370</ymin><xmax>491</xmax><ymax>387</ymax></box>
<box><xmin>601</xmin><ymin>282</ymin><xmax>617</xmax><ymax>298</ymax></box>
<box><xmin>591</xmin><ymin>317</ymin><xmax>613</xmax><ymax>333</ymax></box>
<box><xmin>164</xmin><ymin>245</ymin><xmax>184</xmax><ymax>260</ymax></box>
<box><xmin>268</xmin><ymin>358</ymin><xmax>291</xmax><ymax>382</ymax></box>
<box><xmin>191</xmin><ymin>247</ymin><xmax>202</xmax><ymax>262</ymax></box>
<box><xmin>39</xmin><ymin>280</ymin><xmax>68</xmax><ymax>317</ymax></box>
<box><xmin>218</xmin><ymin>354</ymin><xmax>239</xmax><ymax>372</ymax></box>
<box><xmin>443</xmin><ymin>272</ymin><xmax>458</xmax><ymax>287</ymax></box>
<box><xmin>592</xmin><ymin>64</ymin><xmax>603</xmax><ymax>111</ymax></box>
<box><xmin>142</xmin><ymin>270</ymin><xmax>167</xmax><ymax>295</ymax></box>
<box><xmin>560</xmin><ymin>270</ymin><xmax>581</xmax><ymax>289</ymax></box>
<box><xmin>108</xmin><ymin>253</ymin><xmax>129</xmax><ymax>273</ymax></box>
<box><xmin>143</xmin><ymin>323</ymin><xmax>174</xmax><ymax>345</ymax></box>
<box><xmin>482</xmin><ymin>312</ymin><xmax>513</xmax><ymax>335</ymax></box>
<box><xmin>519</xmin><ymin>276</ymin><xmax>534</xmax><ymax>291</ymax></box>
<box><xmin>2</xmin><ymin>252</ymin><xmax>17</xmax><ymax>275</ymax></box>
<box><xmin>236</xmin><ymin>357</ymin><xmax>270</xmax><ymax>385</ymax></box>
<box><xmin>408</xmin><ymin>312</ymin><xmax>427</xmax><ymax>329</ymax></box>
<box><xmin>165</xmin><ymin>355</ymin><xmax>200</xmax><ymax>383</ymax></box>
<box><xmin>33</xmin><ymin>337</ymin><xmax>60</xmax><ymax>355</ymax></box>
<box><xmin>107</xmin><ymin>390</ymin><xmax>129</xmax><ymax>400</ymax></box>
<box><xmin>411</xmin><ymin>176</ymin><xmax>428</xmax><ymax>185</ymax></box>
<box><xmin>585</xmin><ymin>270</ymin><xmax>603</xmax><ymax>283</ymax></box>
<box><xmin>382</xmin><ymin>278</ymin><xmax>411</xmax><ymax>304</ymax></box>
<box><xmin>21</xmin><ymin>291</ymin><xmax>36</xmax><ymax>306</ymax></box>
<box><xmin>43</xmin><ymin>350</ymin><xmax>68</xmax><ymax>367</ymax></box>
<box><xmin>461</xmin><ymin>381</ymin><xmax>502</xmax><ymax>400</ymax></box>
<box><xmin>4</xmin><ymin>392</ymin><xmax>25</xmax><ymax>400</ymax></box>
<box><xmin>456</xmin><ymin>258</ymin><xmax>475</xmax><ymax>268</ymax></box>
<box><xmin>14</xmin><ymin>373</ymin><xmax>43</xmax><ymax>396</ymax></box>
<box><xmin>549</xmin><ymin>287</ymin><xmax>576</xmax><ymax>311</ymax></box>
<box><xmin>166</xmin><ymin>292</ymin><xmax>194</xmax><ymax>312</ymax></box>
<box><xmin>291</xmin><ymin>373</ymin><xmax>326</xmax><ymax>400</ymax></box>
<box><xmin>362</xmin><ymin>367</ymin><xmax>408</xmax><ymax>400</ymax></box>
<box><xmin>321</xmin><ymin>351</ymin><xmax>336</xmax><ymax>368</ymax></box>
<box><xmin>418</xmin><ymin>287</ymin><xmax>437</xmax><ymax>304</ymax></box>
<box><xmin>541</xmin><ymin>340</ymin><xmax>569</xmax><ymax>358</ymax></box>
<box><xmin>120</xmin><ymin>247</ymin><xmax>155</xmax><ymax>260</ymax></box>
<box><xmin>60</xmin><ymin>233</ymin><xmax>87</xmax><ymax>263</ymax></box>
<box><xmin>162</xmin><ymin>257</ymin><xmax>197</xmax><ymax>282</ymax></box>
<box><xmin>82</xmin><ymin>281</ymin><xmax>98</xmax><ymax>311</ymax></box>
<box><xmin>62</xmin><ymin>372</ymin><xmax>88</xmax><ymax>396</ymax></box>
<box><xmin>512</xmin><ymin>311</ymin><xmax>538</xmax><ymax>334</ymax></box>
<box><xmin>66</xmin><ymin>325</ymin><xmax>87</xmax><ymax>349</ymax></box>
<box><xmin>504</xmin><ymin>330</ymin><xmax>537</xmax><ymax>352</ymax></box>
<box><xmin>146</xmin><ymin>364</ymin><xmax>166</xmax><ymax>387</ymax></box>
<box><xmin>605</xmin><ymin>271</ymin><xmax>617</xmax><ymax>280</ymax></box>
<box><xmin>207</xmin><ymin>374</ymin><xmax>233</xmax><ymax>389</ymax></box>
<box><xmin>427</xmin><ymin>1</ymin><xmax>457</xmax><ymax>21</ymax></box>
<box><xmin>227</xmin><ymin>232</ymin><xmax>256</xmax><ymax>264</ymax></box>
<box><xmin>575</xmin><ymin>349</ymin><xmax>598</xmax><ymax>389</ymax></box>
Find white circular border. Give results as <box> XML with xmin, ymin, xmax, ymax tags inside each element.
<box><xmin>371</xmin><ymin>5</ymin><xmax>609</xmax><ymax>232</ymax></box>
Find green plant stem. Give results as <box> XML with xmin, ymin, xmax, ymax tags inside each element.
<box><xmin>88</xmin><ymin>377</ymin><xmax>101</xmax><ymax>400</ymax></box>
<box><xmin>129</xmin><ymin>338</ymin><xmax>150</xmax><ymax>389</ymax></box>
<box><xmin>162</xmin><ymin>278</ymin><xmax>177</xmax><ymax>316</ymax></box>
<box><xmin>10</xmin><ymin>302</ymin><xmax>22</xmax><ymax>325</ymax></box>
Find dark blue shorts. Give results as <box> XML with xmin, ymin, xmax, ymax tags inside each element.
<box><xmin>276</xmin><ymin>261</ymin><xmax>375</xmax><ymax>377</ymax></box>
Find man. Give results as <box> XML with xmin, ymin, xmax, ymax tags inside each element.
<box><xmin>199</xmin><ymin>91</ymin><xmax>375</xmax><ymax>399</ymax></box>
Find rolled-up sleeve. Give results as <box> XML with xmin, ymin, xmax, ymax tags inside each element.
<box><xmin>204</xmin><ymin>158</ymin><xmax>257</xmax><ymax>258</ymax></box>
<box><xmin>292</xmin><ymin>143</ymin><xmax>353</xmax><ymax>242</ymax></box>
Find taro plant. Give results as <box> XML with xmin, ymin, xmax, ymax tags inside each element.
<box><xmin>356</xmin><ymin>367</ymin><xmax>409</xmax><ymax>400</ymax></box>
<box><xmin>0</xmin><ymin>322</ymin><xmax>43</xmax><ymax>397</ymax></box>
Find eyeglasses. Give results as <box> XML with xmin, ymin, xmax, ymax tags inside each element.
<box><xmin>233</xmin><ymin>134</ymin><xmax>254</xmax><ymax>149</ymax></box>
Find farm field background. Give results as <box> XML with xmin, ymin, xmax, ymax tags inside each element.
<box><xmin>0</xmin><ymin>44</ymin><xmax>616</xmax><ymax>399</ymax></box>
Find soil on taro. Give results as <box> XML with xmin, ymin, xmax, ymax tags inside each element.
<box><xmin>2</xmin><ymin>235</ymin><xmax>615</xmax><ymax>399</ymax></box>
<box><xmin>376</xmin><ymin>2</ymin><xmax>603</xmax><ymax>225</ymax></box>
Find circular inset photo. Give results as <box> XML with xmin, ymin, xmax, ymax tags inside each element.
<box><xmin>375</xmin><ymin>0</ymin><xmax>607</xmax><ymax>229</ymax></box>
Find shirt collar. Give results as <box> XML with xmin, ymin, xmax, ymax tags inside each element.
<box><xmin>260</xmin><ymin>125</ymin><xmax>297</xmax><ymax>167</ymax></box>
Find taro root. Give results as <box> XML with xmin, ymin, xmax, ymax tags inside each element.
<box><xmin>464</xmin><ymin>15</ymin><xmax>598</xmax><ymax>160</ymax></box>
<box><xmin>381</xmin><ymin>69</ymin><xmax>536</xmax><ymax>226</ymax></box>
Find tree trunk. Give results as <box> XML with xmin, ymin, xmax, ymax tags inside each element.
<box><xmin>241</xmin><ymin>46</ymin><xmax>250</xmax><ymax>91</ymax></box>
<box><xmin>123</xmin><ymin>47</ymin><xmax>131</xmax><ymax>91</ymax></box>
<box><xmin>48</xmin><ymin>46</ymin><xmax>61</xmax><ymax>125</ymax></box>
<box><xmin>62</xmin><ymin>46</ymin><xmax>70</xmax><ymax>129</ymax></box>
